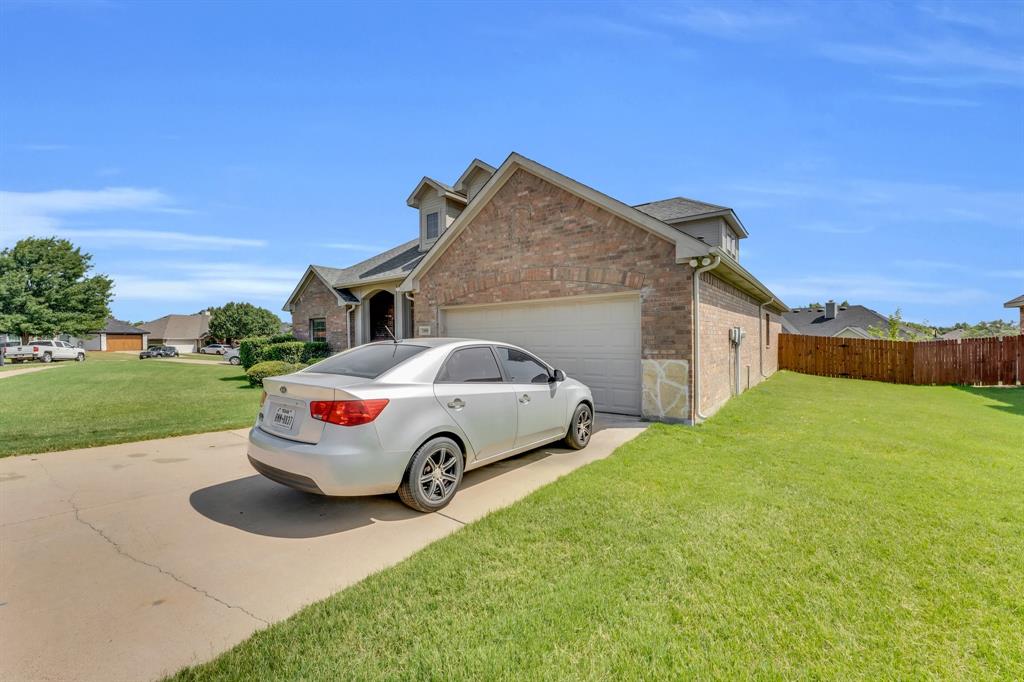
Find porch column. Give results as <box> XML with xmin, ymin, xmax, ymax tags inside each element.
<box><xmin>393</xmin><ymin>288</ymin><xmax>405</xmax><ymax>339</ymax></box>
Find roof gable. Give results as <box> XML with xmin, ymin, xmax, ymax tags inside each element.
<box><xmin>1004</xmin><ymin>294</ymin><xmax>1024</xmax><ymax>308</ymax></box>
<box><xmin>453</xmin><ymin>158</ymin><xmax>496</xmax><ymax>194</ymax></box>
<box><xmin>406</xmin><ymin>177</ymin><xmax>466</xmax><ymax>208</ymax></box>
<box><xmin>399</xmin><ymin>152</ymin><xmax>711</xmax><ymax>291</ymax></box>
<box><xmin>634</xmin><ymin>196</ymin><xmax>749</xmax><ymax>238</ymax></box>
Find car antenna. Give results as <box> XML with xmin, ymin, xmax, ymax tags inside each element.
<box><xmin>384</xmin><ymin>325</ymin><xmax>400</xmax><ymax>343</ymax></box>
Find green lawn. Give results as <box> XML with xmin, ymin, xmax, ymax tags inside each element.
<box><xmin>0</xmin><ymin>352</ymin><xmax>260</xmax><ymax>457</ymax></box>
<box><xmin>172</xmin><ymin>372</ymin><xmax>1023</xmax><ymax>680</ymax></box>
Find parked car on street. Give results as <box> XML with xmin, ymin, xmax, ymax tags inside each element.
<box><xmin>223</xmin><ymin>348</ymin><xmax>241</xmax><ymax>365</ymax></box>
<box><xmin>5</xmin><ymin>340</ymin><xmax>85</xmax><ymax>363</ymax></box>
<box><xmin>139</xmin><ymin>345</ymin><xmax>179</xmax><ymax>359</ymax></box>
<box><xmin>199</xmin><ymin>343</ymin><xmax>230</xmax><ymax>355</ymax></box>
<box><xmin>247</xmin><ymin>339</ymin><xmax>594</xmax><ymax>512</ymax></box>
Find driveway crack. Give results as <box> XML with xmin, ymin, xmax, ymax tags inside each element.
<box><xmin>69</xmin><ymin>507</ymin><xmax>269</xmax><ymax>626</ymax></box>
<box><xmin>30</xmin><ymin>450</ymin><xmax>268</xmax><ymax>627</ymax></box>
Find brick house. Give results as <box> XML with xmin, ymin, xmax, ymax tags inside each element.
<box><xmin>283</xmin><ymin>153</ymin><xmax>787</xmax><ymax>423</ymax></box>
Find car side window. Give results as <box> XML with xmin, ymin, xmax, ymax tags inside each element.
<box><xmin>437</xmin><ymin>347</ymin><xmax>503</xmax><ymax>383</ymax></box>
<box><xmin>495</xmin><ymin>347</ymin><xmax>551</xmax><ymax>384</ymax></box>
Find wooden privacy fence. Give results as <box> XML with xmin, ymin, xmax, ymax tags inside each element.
<box><xmin>779</xmin><ymin>333</ymin><xmax>1023</xmax><ymax>386</ymax></box>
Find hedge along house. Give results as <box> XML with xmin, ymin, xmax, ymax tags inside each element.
<box><xmin>284</xmin><ymin>153</ymin><xmax>788</xmax><ymax>423</ymax></box>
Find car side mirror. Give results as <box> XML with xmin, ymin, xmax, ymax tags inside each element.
<box><xmin>551</xmin><ymin>369</ymin><xmax>566</xmax><ymax>382</ymax></box>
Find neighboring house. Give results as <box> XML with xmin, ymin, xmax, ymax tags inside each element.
<box><xmin>782</xmin><ymin>302</ymin><xmax>916</xmax><ymax>339</ymax></box>
<box><xmin>83</xmin><ymin>318</ymin><xmax>150</xmax><ymax>351</ymax></box>
<box><xmin>939</xmin><ymin>328</ymin><xmax>966</xmax><ymax>341</ymax></box>
<box><xmin>140</xmin><ymin>311</ymin><xmax>212</xmax><ymax>353</ymax></box>
<box><xmin>284</xmin><ymin>152</ymin><xmax>788</xmax><ymax>423</ymax></box>
<box><xmin>1005</xmin><ymin>294</ymin><xmax>1024</xmax><ymax>333</ymax></box>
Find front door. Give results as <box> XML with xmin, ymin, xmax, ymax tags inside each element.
<box><xmin>433</xmin><ymin>346</ymin><xmax>518</xmax><ymax>461</ymax></box>
<box><xmin>494</xmin><ymin>346</ymin><xmax>568</xmax><ymax>447</ymax></box>
<box><xmin>369</xmin><ymin>291</ymin><xmax>395</xmax><ymax>341</ymax></box>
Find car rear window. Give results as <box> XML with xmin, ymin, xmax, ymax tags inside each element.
<box><xmin>305</xmin><ymin>343</ymin><xmax>428</xmax><ymax>379</ymax></box>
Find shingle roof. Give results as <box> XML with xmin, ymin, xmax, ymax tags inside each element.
<box><xmin>311</xmin><ymin>239</ymin><xmax>423</xmax><ymax>289</ymax></box>
<box><xmin>633</xmin><ymin>196</ymin><xmax>730</xmax><ymax>223</ymax></box>
<box><xmin>140</xmin><ymin>313</ymin><xmax>211</xmax><ymax>340</ymax></box>
<box><xmin>781</xmin><ymin>305</ymin><xmax>912</xmax><ymax>338</ymax></box>
<box><xmin>98</xmin><ymin>317</ymin><xmax>147</xmax><ymax>334</ymax></box>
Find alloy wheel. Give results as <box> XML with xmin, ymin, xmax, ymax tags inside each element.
<box><xmin>418</xmin><ymin>447</ymin><xmax>459</xmax><ymax>503</ymax></box>
<box><xmin>576</xmin><ymin>408</ymin><xmax>592</xmax><ymax>443</ymax></box>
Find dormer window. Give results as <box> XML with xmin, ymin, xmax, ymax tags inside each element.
<box><xmin>425</xmin><ymin>212</ymin><xmax>439</xmax><ymax>240</ymax></box>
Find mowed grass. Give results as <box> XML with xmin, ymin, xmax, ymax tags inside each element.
<box><xmin>171</xmin><ymin>372</ymin><xmax>1024</xmax><ymax>680</ymax></box>
<box><xmin>0</xmin><ymin>352</ymin><xmax>260</xmax><ymax>457</ymax></box>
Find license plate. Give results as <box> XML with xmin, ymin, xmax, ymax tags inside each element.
<box><xmin>273</xmin><ymin>406</ymin><xmax>295</xmax><ymax>429</ymax></box>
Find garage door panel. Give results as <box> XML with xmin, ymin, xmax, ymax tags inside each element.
<box><xmin>444</xmin><ymin>296</ymin><xmax>641</xmax><ymax>415</ymax></box>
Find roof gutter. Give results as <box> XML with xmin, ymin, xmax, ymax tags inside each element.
<box><xmin>690</xmin><ymin>255</ymin><xmax>721</xmax><ymax>423</ymax></box>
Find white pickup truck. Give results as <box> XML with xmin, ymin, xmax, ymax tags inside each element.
<box><xmin>4</xmin><ymin>340</ymin><xmax>86</xmax><ymax>363</ymax></box>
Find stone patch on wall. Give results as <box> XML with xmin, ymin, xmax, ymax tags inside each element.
<box><xmin>641</xmin><ymin>359</ymin><xmax>690</xmax><ymax>422</ymax></box>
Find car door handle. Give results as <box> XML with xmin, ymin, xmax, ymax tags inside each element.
<box><xmin>447</xmin><ymin>398</ymin><xmax>465</xmax><ymax>409</ymax></box>
<box><xmin>519</xmin><ymin>394</ymin><xmax>531</xmax><ymax>404</ymax></box>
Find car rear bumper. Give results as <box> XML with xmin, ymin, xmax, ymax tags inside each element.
<box><xmin>247</xmin><ymin>425</ymin><xmax>410</xmax><ymax>496</ymax></box>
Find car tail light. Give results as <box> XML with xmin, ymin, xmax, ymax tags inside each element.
<box><xmin>309</xmin><ymin>399</ymin><xmax>389</xmax><ymax>426</ymax></box>
<box><xmin>33</xmin><ymin>346</ymin><xmax>39</xmax><ymax>352</ymax></box>
<box><xmin>259</xmin><ymin>391</ymin><xmax>267</xmax><ymax>407</ymax></box>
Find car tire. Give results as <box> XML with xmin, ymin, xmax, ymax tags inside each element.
<box><xmin>229</xmin><ymin>356</ymin><xmax>240</xmax><ymax>365</ymax></box>
<box><xmin>563</xmin><ymin>402</ymin><xmax>593</xmax><ymax>450</ymax></box>
<box><xmin>41</xmin><ymin>353</ymin><xmax>52</xmax><ymax>363</ymax></box>
<box><xmin>397</xmin><ymin>437</ymin><xmax>464</xmax><ymax>513</ymax></box>
<box><xmin>76</xmin><ymin>354</ymin><xmax>85</xmax><ymax>362</ymax></box>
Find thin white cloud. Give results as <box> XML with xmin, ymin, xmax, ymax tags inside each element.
<box><xmin>324</xmin><ymin>242</ymin><xmax>390</xmax><ymax>252</ymax></box>
<box><xmin>729</xmin><ymin>177</ymin><xmax>1024</xmax><ymax>229</ymax></box>
<box><xmin>653</xmin><ymin>4</ymin><xmax>799</xmax><ymax>39</ymax></box>
<box><xmin>0</xmin><ymin>187</ymin><xmax>170</xmax><ymax>231</ymax></box>
<box><xmin>18</xmin><ymin>143</ymin><xmax>72</xmax><ymax>151</ymax></box>
<box><xmin>878</xmin><ymin>94</ymin><xmax>981</xmax><ymax>107</ymax></box>
<box><xmin>821</xmin><ymin>38</ymin><xmax>1024</xmax><ymax>88</ymax></box>
<box><xmin>797</xmin><ymin>223</ymin><xmax>874</xmax><ymax>235</ymax></box>
<box><xmin>111</xmin><ymin>263</ymin><xmax>297</xmax><ymax>303</ymax></box>
<box><xmin>917</xmin><ymin>1</ymin><xmax>1024</xmax><ymax>37</ymax></box>
<box><xmin>767</xmin><ymin>273</ymin><xmax>992</xmax><ymax>306</ymax></box>
<box><xmin>0</xmin><ymin>186</ymin><xmax>262</xmax><ymax>250</ymax></box>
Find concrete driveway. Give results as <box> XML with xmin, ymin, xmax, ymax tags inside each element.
<box><xmin>0</xmin><ymin>415</ymin><xmax>646</xmax><ymax>681</ymax></box>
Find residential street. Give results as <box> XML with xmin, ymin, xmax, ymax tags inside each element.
<box><xmin>0</xmin><ymin>415</ymin><xmax>646</xmax><ymax>682</ymax></box>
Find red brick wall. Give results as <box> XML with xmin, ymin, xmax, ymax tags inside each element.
<box><xmin>697</xmin><ymin>271</ymin><xmax>782</xmax><ymax>416</ymax></box>
<box><xmin>290</xmin><ymin>277</ymin><xmax>351</xmax><ymax>351</ymax></box>
<box><xmin>414</xmin><ymin>168</ymin><xmax>694</xmax><ymax>365</ymax></box>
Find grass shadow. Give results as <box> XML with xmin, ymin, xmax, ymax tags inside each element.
<box><xmin>953</xmin><ymin>385</ymin><xmax>1024</xmax><ymax>416</ymax></box>
<box><xmin>219</xmin><ymin>375</ymin><xmax>249</xmax><ymax>382</ymax></box>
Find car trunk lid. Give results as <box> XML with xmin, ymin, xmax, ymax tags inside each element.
<box><xmin>259</xmin><ymin>373</ymin><xmax>369</xmax><ymax>444</ymax></box>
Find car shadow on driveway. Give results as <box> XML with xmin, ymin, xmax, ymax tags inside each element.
<box><xmin>189</xmin><ymin>412</ymin><xmax>635</xmax><ymax>539</ymax></box>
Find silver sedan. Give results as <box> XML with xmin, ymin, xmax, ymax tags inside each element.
<box><xmin>247</xmin><ymin>338</ymin><xmax>594</xmax><ymax>512</ymax></box>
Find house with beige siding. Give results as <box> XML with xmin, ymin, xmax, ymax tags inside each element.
<box><xmin>284</xmin><ymin>153</ymin><xmax>787</xmax><ymax>423</ymax></box>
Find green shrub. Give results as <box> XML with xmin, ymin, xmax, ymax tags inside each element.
<box><xmin>239</xmin><ymin>336</ymin><xmax>271</xmax><ymax>370</ymax></box>
<box><xmin>261</xmin><ymin>341</ymin><xmax>305</xmax><ymax>364</ymax></box>
<box><xmin>269</xmin><ymin>333</ymin><xmax>297</xmax><ymax>344</ymax></box>
<box><xmin>301</xmin><ymin>341</ymin><xmax>331</xmax><ymax>363</ymax></box>
<box><xmin>246</xmin><ymin>360</ymin><xmax>303</xmax><ymax>388</ymax></box>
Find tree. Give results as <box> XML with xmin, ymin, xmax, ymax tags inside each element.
<box><xmin>868</xmin><ymin>308</ymin><xmax>905</xmax><ymax>340</ymax></box>
<box><xmin>0</xmin><ymin>238</ymin><xmax>112</xmax><ymax>343</ymax></box>
<box><xmin>208</xmin><ymin>302</ymin><xmax>280</xmax><ymax>342</ymax></box>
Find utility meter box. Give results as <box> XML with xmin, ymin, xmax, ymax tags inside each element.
<box><xmin>729</xmin><ymin>327</ymin><xmax>746</xmax><ymax>344</ymax></box>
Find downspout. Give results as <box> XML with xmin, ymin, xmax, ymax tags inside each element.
<box><xmin>343</xmin><ymin>303</ymin><xmax>357</xmax><ymax>349</ymax></box>
<box><xmin>404</xmin><ymin>292</ymin><xmax>416</xmax><ymax>338</ymax></box>
<box><xmin>691</xmin><ymin>255</ymin><xmax>721</xmax><ymax>423</ymax></box>
<box><xmin>759</xmin><ymin>297</ymin><xmax>776</xmax><ymax>378</ymax></box>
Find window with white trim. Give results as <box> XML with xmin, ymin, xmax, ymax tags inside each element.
<box><xmin>425</xmin><ymin>212</ymin><xmax>439</xmax><ymax>240</ymax></box>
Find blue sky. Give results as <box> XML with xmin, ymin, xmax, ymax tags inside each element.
<box><xmin>1</xmin><ymin>0</ymin><xmax>1021</xmax><ymax>326</ymax></box>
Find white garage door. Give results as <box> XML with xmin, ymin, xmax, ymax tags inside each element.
<box><xmin>444</xmin><ymin>295</ymin><xmax>641</xmax><ymax>415</ymax></box>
